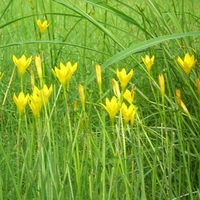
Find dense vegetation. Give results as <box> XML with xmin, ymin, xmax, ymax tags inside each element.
<box><xmin>0</xmin><ymin>0</ymin><xmax>200</xmax><ymax>199</ymax></box>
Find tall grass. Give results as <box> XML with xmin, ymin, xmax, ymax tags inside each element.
<box><xmin>0</xmin><ymin>0</ymin><xmax>200</xmax><ymax>199</ymax></box>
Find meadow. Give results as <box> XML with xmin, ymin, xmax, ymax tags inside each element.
<box><xmin>0</xmin><ymin>0</ymin><xmax>200</xmax><ymax>199</ymax></box>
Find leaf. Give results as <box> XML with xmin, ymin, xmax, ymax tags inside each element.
<box><xmin>87</xmin><ymin>31</ymin><xmax>200</xmax><ymax>84</ymax></box>
<box><xmin>83</xmin><ymin>0</ymin><xmax>152</xmax><ymax>37</ymax></box>
<box><xmin>53</xmin><ymin>0</ymin><xmax>126</xmax><ymax>50</ymax></box>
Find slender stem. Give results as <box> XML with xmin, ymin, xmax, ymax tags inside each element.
<box><xmin>16</xmin><ymin>113</ymin><xmax>22</xmax><ymax>189</ymax></box>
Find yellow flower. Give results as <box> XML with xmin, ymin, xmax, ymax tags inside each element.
<box><xmin>36</xmin><ymin>19</ymin><xmax>50</xmax><ymax>35</ymax></box>
<box><xmin>0</xmin><ymin>72</ymin><xmax>4</xmax><ymax>80</ymax></box>
<box><xmin>112</xmin><ymin>78</ymin><xmax>121</xmax><ymax>99</ymax></box>
<box><xmin>41</xmin><ymin>84</ymin><xmax>53</xmax><ymax>104</ymax></box>
<box><xmin>35</xmin><ymin>55</ymin><xmax>42</xmax><ymax>80</ymax></box>
<box><xmin>29</xmin><ymin>86</ymin><xmax>43</xmax><ymax>118</ymax></box>
<box><xmin>78</xmin><ymin>84</ymin><xmax>85</xmax><ymax>107</ymax></box>
<box><xmin>121</xmin><ymin>102</ymin><xmax>136</xmax><ymax>125</ymax></box>
<box><xmin>141</xmin><ymin>55</ymin><xmax>155</xmax><ymax>72</ymax></box>
<box><xmin>123</xmin><ymin>89</ymin><xmax>135</xmax><ymax>104</ymax></box>
<box><xmin>52</xmin><ymin>61</ymin><xmax>77</xmax><ymax>87</ymax></box>
<box><xmin>158</xmin><ymin>74</ymin><xmax>165</xmax><ymax>98</ymax></box>
<box><xmin>100</xmin><ymin>96</ymin><xmax>121</xmax><ymax>122</ymax></box>
<box><xmin>196</xmin><ymin>78</ymin><xmax>200</xmax><ymax>98</ymax></box>
<box><xmin>116</xmin><ymin>68</ymin><xmax>133</xmax><ymax>90</ymax></box>
<box><xmin>177</xmin><ymin>53</ymin><xmax>197</xmax><ymax>76</ymax></box>
<box><xmin>13</xmin><ymin>55</ymin><xmax>32</xmax><ymax>77</ymax></box>
<box><xmin>95</xmin><ymin>64</ymin><xmax>102</xmax><ymax>89</ymax></box>
<box><xmin>13</xmin><ymin>92</ymin><xmax>29</xmax><ymax>115</ymax></box>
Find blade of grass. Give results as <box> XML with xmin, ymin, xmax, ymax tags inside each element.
<box><xmin>53</xmin><ymin>0</ymin><xmax>126</xmax><ymax>50</ymax></box>
<box><xmin>87</xmin><ymin>31</ymin><xmax>200</xmax><ymax>84</ymax></box>
<box><xmin>0</xmin><ymin>0</ymin><xmax>14</xmax><ymax>21</ymax></box>
<box><xmin>83</xmin><ymin>0</ymin><xmax>152</xmax><ymax>37</ymax></box>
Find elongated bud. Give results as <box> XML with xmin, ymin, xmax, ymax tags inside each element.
<box><xmin>196</xmin><ymin>78</ymin><xmax>200</xmax><ymax>98</ymax></box>
<box><xmin>0</xmin><ymin>72</ymin><xmax>4</xmax><ymax>80</ymax></box>
<box><xmin>180</xmin><ymin>101</ymin><xmax>190</xmax><ymax>118</ymax></box>
<box><xmin>30</xmin><ymin>66</ymin><xmax>35</xmax><ymax>88</ymax></box>
<box><xmin>95</xmin><ymin>64</ymin><xmax>102</xmax><ymax>89</ymax></box>
<box><xmin>35</xmin><ymin>55</ymin><xmax>42</xmax><ymax>80</ymax></box>
<box><xmin>78</xmin><ymin>84</ymin><xmax>85</xmax><ymax>108</ymax></box>
<box><xmin>73</xmin><ymin>101</ymin><xmax>78</xmax><ymax>109</ymax></box>
<box><xmin>158</xmin><ymin>74</ymin><xmax>165</xmax><ymax>98</ymax></box>
<box><xmin>176</xmin><ymin>89</ymin><xmax>181</xmax><ymax>107</ymax></box>
<box><xmin>112</xmin><ymin>78</ymin><xmax>120</xmax><ymax>99</ymax></box>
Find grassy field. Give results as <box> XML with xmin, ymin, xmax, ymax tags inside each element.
<box><xmin>0</xmin><ymin>0</ymin><xmax>200</xmax><ymax>199</ymax></box>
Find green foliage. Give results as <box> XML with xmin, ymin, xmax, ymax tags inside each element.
<box><xmin>0</xmin><ymin>0</ymin><xmax>200</xmax><ymax>199</ymax></box>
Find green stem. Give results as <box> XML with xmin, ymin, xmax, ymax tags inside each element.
<box><xmin>16</xmin><ymin>114</ymin><xmax>22</xmax><ymax>189</ymax></box>
<box><xmin>20</xmin><ymin>76</ymin><xmax>24</xmax><ymax>92</ymax></box>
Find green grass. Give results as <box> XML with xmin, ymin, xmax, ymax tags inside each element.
<box><xmin>0</xmin><ymin>0</ymin><xmax>200</xmax><ymax>199</ymax></box>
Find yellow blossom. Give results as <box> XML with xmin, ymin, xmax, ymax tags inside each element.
<box><xmin>141</xmin><ymin>55</ymin><xmax>155</xmax><ymax>72</ymax></box>
<box><xmin>13</xmin><ymin>92</ymin><xmax>29</xmax><ymax>115</ymax></box>
<box><xmin>29</xmin><ymin>86</ymin><xmax>43</xmax><ymax>118</ymax></box>
<box><xmin>123</xmin><ymin>89</ymin><xmax>135</xmax><ymax>104</ymax></box>
<box><xmin>36</xmin><ymin>19</ymin><xmax>50</xmax><ymax>35</ymax></box>
<box><xmin>177</xmin><ymin>53</ymin><xmax>197</xmax><ymax>76</ymax></box>
<box><xmin>112</xmin><ymin>78</ymin><xmax>121</xmax><ymax>99</ymax></box>
<box><xmin>196</xmin><ymin>78</ymin><xmax>200</xmax><ymax>98</ymax></box>
<box><xmin>13</xmin><ymin>55</ymin><xmax>32</xmax><ymax>77</ymax></box>
<box><xmin>158</xmin><ymin>74</ymin><xmax>165</xmax><ymax>98</ymax></box>
<box><xmin>121</xmin><ymin>102</ymin><xmax>136</xmax><ymax>125</ymax></box>
<box><xmin>95</xmin><ymin>64</ymin><xmax>102</xmax><ymax>89</ymax></box>
<box><xmin>78</xmin><ymin>84</ymin><xmax>85</xmax><ymax>107</ymax></box>
<box><xmin>35</xmin><ymin>55</ymin><xmax>42</xmax><ymax>80</ymax></box>
<box><xmin>100</xmin><ymin>96</ymin><xmax>121</xmax><ymax>122</ymax></box>
<box><xmin>41</xmin><ymin>84</ymin><xmax>53</xmax><ymax>104</ymax></box>
<box><xmin>52</xmin><ymin>61</ymin><xmax>77</xmax><ymax>87</ymax></box>
<box><xmin>116</xmin><ymin>68</ymin><xmax>133</xmax><ymax>91</ymax></box>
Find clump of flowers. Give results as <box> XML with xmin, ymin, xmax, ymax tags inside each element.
<box><xmin>29</xmin><ymin>86</ymin><xmax>43</xmax><ymax>118</ymax></box>
<box><xmin>100</xmin><ymin>68</ymin><xmax>137</xmax><ymax>126</ymax></box>
<box><xmin>28</xmin><ymin>84</ymin><xmax>53</xmax><ymax>118</ymax></box>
